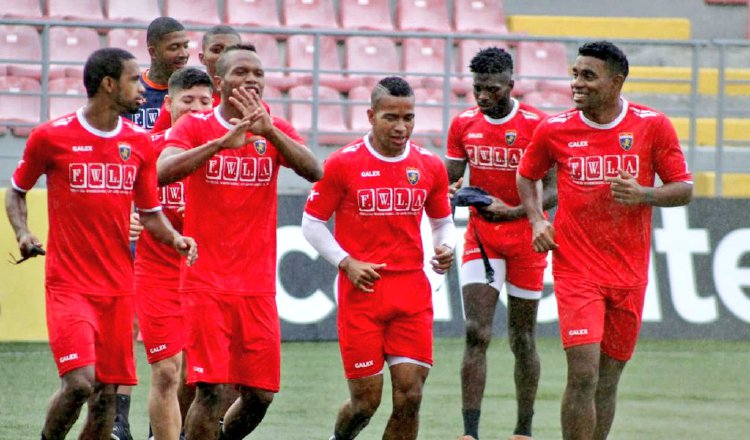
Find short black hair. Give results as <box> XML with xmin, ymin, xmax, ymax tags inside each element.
<box><xmin>469</xmin><ymin>47</ymin><xmax>513</xmax><ymax>75</ymax></box>
<box><xmin>202</xmin><ymin>25</ymin><xmax>241</xmax><ymax>49</ymax></box>
<box><xmin>371</xmin><ymin>76</ymin><xmax>414</xmax><ymax>107</ymax></box>
<box><xmin>83</xmin><ymin>47</ymin><xmax>135</xmax><ymax>98</ymax></box>
<box><xmin>168</xmin><ymin>67</ymin><xmax>213</xmax><ymax>95</ymax></box>
<box><xmin>146</xmin><ymin>17</ymin><xmax>185</xmax><ymax>46</ymax></box>
<box><xmin>578</xmin><ymin>41</ymin><xmax>629</xmax><ymax>78</ymax></box>
<box><xmin>214</xmin><ymin>44</ymin><xmax>258</xmax><ymax>78</ymax></box>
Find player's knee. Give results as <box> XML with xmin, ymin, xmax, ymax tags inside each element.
<box><xmin>465</xmin><ymin>320</ymin><xmax>492</xmax><ymax>350</ymax></box>
<box><xmin>61</xmin><ymin>375</ymin><xmax>96</xmax><ymax>403</ymax></box>
<box><xmin>194</xmin><ymin>383</ymin><xmax>223</xmax><ymax>408</ymax></box>
<box><xmin>508</xmin><ymin>328</ymin><xmax>536</xmax><ymax>357</ymax></box>
<box><xmin>392</xmin><ymin>382</ymin><xmax>424</xmax><ymax>414</ymax></box>
<box><xmin>567</xmin><ymin>365</ymin><xmax>599</xmax><ymax>394</ymax></box>
<box><xmin>152</xmin><ymin>363</ymin><xmax>181</xmax><ymax>392</ymax></box>
<box><xmin>239</xmin><ymin>386</ymin><xmax>275</xmax><ymax>409</ymax></box>
<box><xmin>351</xmin><ymin>391</ymin><xmax>381</xmax><ymax>418</ymax></box>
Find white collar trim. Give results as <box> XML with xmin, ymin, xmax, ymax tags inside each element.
<box><xmin>363</xmin><ymin>133</ymin><xmax>410</xmax><ymax>162</ymax></box>
<box><xmin>76</xmin><ymin>107</ymin><xmax>122</xmax><ymax>138</ymax></box>
<box><xmin>214</xmin><ymin>106</ymin><xmax>235</xmax><ymax>130</ymax></box>
<box><xmin>579</xmin><ymin>98</ymin><xmax>629</xmax><ymax>130</ymax></box>
<box><xmin>483</xmin><ymin>98</ymin><xmax>519</xmax><ymax>125</ymax></box>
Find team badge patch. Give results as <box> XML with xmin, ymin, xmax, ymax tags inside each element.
<box><xmin>118</xmin><ymin>142</ymin><xmax>131</xmax><ymax>161</ymax></box>
<box><xmin>254</xmin><ymin>139</ymin><xmax>267</xmax><ymax>155</ymax></box>
<box><xmin>619</xmin><ymin>133</ymin><xmax>634</xmax><ymax>151</ymax></box>
<box><xmin>505</xmin><ymin>130</ymin><xmax>517</xmax><ymax>146</ymax></box>
<box><xmin>406</xmin><ymin>167</ymin><xmax>420</xmax><ymax>185</ymax></box>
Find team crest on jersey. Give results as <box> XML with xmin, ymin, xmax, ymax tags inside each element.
<box><xmin>406</xmin><ymin>167</ymin><xmax>420</xmax><ymax>185</ymax></box>
<box><xmin>619</xmin><ymin>133</ymin><xmax>634</xmax><ymax>151</ymax></box>
<box><xmin>118</xmin><ymin>142</ymin><xmax>131</xmax><ymax>161</ymax></box>
<box><xmin>254</xmin><ymin>139</ymin><xmax>267</xmax><ymax>155</ymax></box>
<box><xmin>505</xmin><ymin>130</ymin><xmax>517</xmax><ymax>146</ymax></box>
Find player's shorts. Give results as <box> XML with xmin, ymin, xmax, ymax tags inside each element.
<box><xmin>337</xmin><ymin>270</ymin><xmax>433</xmax><ymax>380</ymax></box>
<box><xmin>135</xmin><ymin>281</ymin><xmax>185</xmax><ymax>364</ymax></box>
<box><xmin>183</xmin><ymin>292</ymin><xmax>280</xmax><ymax>392</ymax></box>
<box><xmin>461</xmin><ymin>219</ymin><xmax>546</xmax><ymax>292</ymax></box>
<box><xmin>46</xmin><ymin>288</ymin><xmax>137</xmax><ymax>384</ymax></box>
<box><xmin>554</xmin><ymin>277</ymin><xmax>647</xmax><ymax>361</ymax></box>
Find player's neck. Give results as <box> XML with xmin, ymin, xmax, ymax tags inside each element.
<box><xmin>368</xmin><ymin>134</ymin><xmax>405</xmax><ymax>157</ymax></box>
<box><xmin>582</xmin><ymin>97</ymin><xmax>623</xmax><ymax>125</ymax></box>
<box><xmin>147</xmin><ymin>67</ymin><xmax>170</xmax><ymax>87</ymax></box>
<box><xmin>218</xmin><ymin>102</ymin><xmax>242</xmax><ymax>124</ymax></box>
<box><xmin>82</xmin><ymin>101</ymin><xmax>121</xmax><ymax>132</ymax></box>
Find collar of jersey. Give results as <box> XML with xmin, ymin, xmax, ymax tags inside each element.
<box><xmin>483</xmin><ymin>98</ymin><xmax>519</xmax><ymax>125</ymax></box>
<box><xmin>213</xmin><ymin>106</ymin><xmax>235</xmax><ymax>130</ymax></box>
<box><xmin>579</xmin><ymin>97</ymin><xmax>629</xmax><ymax>130</ymax></box>
<box><xmin>364</xmin><ymin>132</ymin><xmax>411</xmax><ymax>163</ymax></box>
<box><xmin>141</xmin><ymin>69</ymin><xmax>168</xmax><ymax>91</ymax></box>
<box><xmin>76</xmin><ymin>107</ymin><xmax>122</xmax><ymax>138</ymax></box>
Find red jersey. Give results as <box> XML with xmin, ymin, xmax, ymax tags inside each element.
<box><xmin>133</xmin><ymin>129</ymin><xmax>185</xmax><ymax>288</ymax></box>
<box><xmin>304</xmin><ymin>136</ymin><xmax>452</xmax><ymax>271</ymax></box>
<box><xmin>12</xmin><ymin>108</ymin><xmax>162</xmax><ymax>296</ymax></box>
<box><xmin>446</xmin><ymin>99</ymin><xmax>546</xmax><ymax>238</ymax></box>
<box><xmin>166</xmin><ymin>106</ymin><xmax>303</xmax><ymax>295</ymax></box>
<box><xmin>518</xmin><ymin>99</ymin><xmax>692</xmax><ymax>287</ymax></box>
<box><xmin>150</xmin><ymin>93</ymin><xmax>274</xmax><ymax>133</ymax></box>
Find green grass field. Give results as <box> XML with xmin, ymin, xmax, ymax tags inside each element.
<box><xmin>1</xmin><ymin>337</ymin><xmax>749</xmax><ymax>439</ymax></box>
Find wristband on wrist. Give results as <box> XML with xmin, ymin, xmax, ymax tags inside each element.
<box><xmin>644</xmin><ymin>188</ymin><xmax>655</xmax><ymax>204</ymax></box>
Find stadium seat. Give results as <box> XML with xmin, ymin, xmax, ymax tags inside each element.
<box><xmin>286</xmin><ymin>35</ymin><xmax>360</xmax><ymax>92</ymax></box>
<box><xmin>263</xmin><ymin>84</ymin><xmax>285</xmax><ymax>119</ymax></box>
<box><xmin>283</xmin><ymin>0</ymin><xmax>339</xmax><ymax>29</ymax></box>
<box><xmin>1</xmin><ymin>26</ymin><xmax>42</xmax><ymax>80</ymax></box>
<box><xmin>402</xmin><ymin>38</ymin><xmax>451</xmax><ymax>89</ymax></box>
<box><xmin>49</xmin><ymin>27</ymin><xmax>102</xmax><ymax>79</ymax></box>
<box><xmin>164</xmin><ymin>0</ymin><xmax>222</xmax><ymax>25</ymax></box>
<box><xmin>105</xmin><ymin>0</ymin><xmax>163</xmax><ymax>22</ymax></box>
<box><xmin>2</xmin><ymin>0</ymin><xmax>44</xmax><ymax>19</ymax></box>
<box><xmin>47</xmin><ymin>77</ymin><xmax>87</xmax><ymax>120</ymax></box>
<box><xmin>225</xmin><ymin>0</ymin><xmax>281</xmax><ymax>28</ymax></box>
<box><xmin>185</xmin><ymin>31</ymin><xmax>204</xmax><ymax>67</ymax></box>
<box><xmin>411</xmin><ymin>87</ymin><xmax>456</xmax><ymax>147</ymax></box>
<box><xmin>453</xmin><ymin>0</ymin><xmax>508</xmax><ymax>34</ymax></box>
<box><xmin>340</xmin><ymin>0</ymin><xmax>394</xmax><ymax>31</ymax></box>
<box><xmin>344</xmin><ymin>36</ymin><xmax>400</xmax><ymax>88</ymax></box>
<box><xmin>347</xmin><ymin>85</ymin><xmax>371</xmax><ymax>134</ymax></box>
<box><xmin>0</xmin><ymin>76</ymin><xmax>42</xmax><ymax>137</ymax></box>
<box><xmin>288</xmin><ymin>85</ymin><xmax>350</xmax><ymax>145</ymax></box>
<box><xmin>396</xmin><ymin>0</ymin><xmax>452</xmax><ymax>32</ymax></box>
<box><xmin>243</xmin><ymin>33</ymin><xmax>298</xmax><ymax>90</ymax></box>
<box><xmin>521</xmin><ymin>90</ymin><xmax>572</xmax><ymax>113</ymax></box>
<box><xmin>107</xmin><ymin>29</ymin><xmax>150</xmax><ymax>67</ymax></box>
<box><xmin>47</xmin><ymin>0</ymin><xmax>106</xmax><ymax>21</ymax></box>
<box><xmin>453</xmin><ymin>39</ymin><xmax>511</xmax><ymax>95</ymax></box>
<box><xmin>515</xmin><ymin>41</ymin><xmax>570</xmax><ymax>96</ymax></box>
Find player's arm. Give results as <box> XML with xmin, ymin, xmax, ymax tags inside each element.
<box><xmin>428</xmin><ymin>215</ymin><xmax>456</xmax><ymax>274</ymax></box>
<box><xmin>517</xmin><ymin>172</ymin><xmax>557</xmax><ymax>252</ymax></box>
<box><xmin>541</xmin><ymin>165</ymin><xmax>559</xmax><ymax>211</ymax></box>
<box><xmin>138</xmin><ymin>210</ymin><xmax>198</xmax><ymax>266</ymax></box>
<box><xmin>606</xmin><ymin>170</ymin><xmax>692</xmax><ymax>206</ymax></box>
<box><xmin>5</xmin><ymin>188</ymin><xmax>43</xmax><ymax>257</ymax></box>
<box><xmin>444</xmin><ymin>158</ymin><xmax>466</xmax><ymax>200</ymax></box>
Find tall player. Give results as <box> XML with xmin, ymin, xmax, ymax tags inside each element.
<box><xmin>134</xmin><ymin>67</ymin><xmax>213</xmax><ymax>440</ymax></box>
<box><xmin>447</xmin><ymin>47</ymin><xmax>557</xmax><ymax>440</ymax></box>
<box><xmin>157</xmin><ymin>44</ymin><xmax>322</xmax><ymax>439</ymax></box>
<box><xmin>302</xmin><ymin>77</ymin><xmax>456</xmax><ymax>440</ymax></box>
<box><xmin>5</xmin><ymin>47</ymin><xmax>197</xmax><ymax>440</ymax></box>
<box><xmin>517</xmin><ymin>41</ymin><xmax>693</xmax><ymax>440</ymax></box>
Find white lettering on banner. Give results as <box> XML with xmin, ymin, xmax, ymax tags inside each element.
<box><xmin>569</xmin><ymin>154</ymin><xmax>638</xmax><ymax>185</ymax></box>
<box><xmin>357</xmin><ymin>188</ymin><xmax>426</xmax><ymax>215</ymax></box>
<box><xmin>69</xmin><ymin>163</ymin><xmax>136</xmax><ymax>193</ymax></box>
<box><xmin>713</xmin><ymin>229</ymin><xmax>750</xmax><ymax>322</ymax></box>
<box><xmin>465</xmin><ymin>145</ymin><xmax>522</xmax><ymax>170</ymax></box>
<box><xmin>206</xmin><ymin>155</ymin><xmax>272</xmax><ymax>186</ymax></box>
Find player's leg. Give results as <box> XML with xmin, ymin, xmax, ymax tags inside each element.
<box><xmin>41</xmin><ymin>366</ymin><xmax>96</xmax><ymax>439</ymax></box>
<box><xmin>219</xmin><ymin>385</ymin><xmax>274</xmax><ymax>439</ymax></box>
<box><xmin>561</xmin><ymin>343</ymin><xmax>600</xmax><ymax>440</ymax></box>
<box><xmin>78</xmin><ymin>381</ymin><xmax>117</xmax><ymax>438</ymax></box>
<box><xmin>383</xmin><ymin>360</ymin><xmax>430</xmax><ymax>440</ymax></box>
<box><xmin>177</xmin><ymin>351</ymin><xmax>195</xmax><ymax>423</ymax></box>
<box><xmin>111</xmin><ymin>386</ymin><xmax>133</xmax><ymax>440</ymax></box>
<box><xmin>332</xmin><ymin>374</ymin><xmax>384</xmax><ymax>439</ymax></box>
<box><xmin>148</xmin><ymin>354</ymin><xmax>183</xmax><ymax>440</ymax></box>
<box><xmin>592</xmin><ymin>354</ymin><xmax>626</xmax><ymax>440</ymax></box>
<box><xmin>507</xmin><ymin>293</ymin><xmax>540</xmax><ymax>437</ymax></box>
<box><xmin>184</xmin><ymin>382</ymin><xmax>224</xmax><ymax>439</ymax></box>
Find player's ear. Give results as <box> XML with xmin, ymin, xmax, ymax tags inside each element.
<box><xmin>367</xmin><ymin>108</ymin><xmax>375</xmax><ymax>126</ymax></box>
<box><xmin>164</xmin><ymin>94</ymin><xmax>172</xmax><ymax>111</ymax></box>
<box><xmin>198</xmin><ymin>51</ymin><xmax>206</xmax><ymax>66</ymax></box>
<box><xmin>213</xmin><ymin>75</ymin><xmax>222</xmax><ymax>92</ymax></box>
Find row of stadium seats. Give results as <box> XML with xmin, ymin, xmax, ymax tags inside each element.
<box><xmin>3</xmin><ymin>0</ymin><xmax>508</xmax><ymax>34</ymax></box>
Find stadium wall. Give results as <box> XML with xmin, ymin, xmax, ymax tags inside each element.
<box><xmin>2</xmin><ymin>190</ymin><xmax>750</xmax><ymax>342</ymax></box>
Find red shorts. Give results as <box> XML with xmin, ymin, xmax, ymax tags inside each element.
<box><xmin>462</xmin><ymin>219</ymin><xmax>547</xmax><ymax>291</ymax></box>
<box><xmin>183</xmin><ymin>292</ymin><xmax>280</xmax><ymax>392</ymax></box>
<box><xmin>135</xmin><ymin>281</ymin><xmax>185</xmax><ymax>364</ymax></box>
<box><xmin>46</xmin><ymin>288</ymin><xmax>137</xmax><ymax>384</ymax></box>
<box><xmin>554</xmin><ymin>277</ymin><xmax>646</xmax><ymax>361</ymax></box>
<box><xmin>337</xmin><ymin>270</ymin><xmax>433</xmax><ymax>380</ymax></box>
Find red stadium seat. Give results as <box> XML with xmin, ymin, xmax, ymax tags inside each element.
<box><xmin>288</xmin><ymin>85</ymin><xmax>350</xmax><ymax>145</ymax></box>
<box><xmin>0</xmin><ymin>76</ymin><xmax>42</xmax><ymax>137</ymax></box>
<box><xmin>344</xmin><ymin>36</ymin><xmax>399</xmax><ymax>88</ymax></box>
<box><xmin>225</xmin><ymin>0</ymin><xmax>281</xmax><ymax>28</ymax></box>
<box><xmin>185</xmin><ymin>31</ymin><xmax>203</xmax><ymax>67</ymax></box>
<box><xmin>515</xmin><ymin>41</ymin><xmax>570</xmax><ymax>96</ymax></box>
<box><xmin>347</xmin><ymin>85</ymin><xmax>371</xmax><ymax>134</ymax></box>
<box><xmin>396</xmin><ymin>0</ymin><xmax>451</xmax><ymax>32</ymax></box>
<box><xmin>2</xmin><ymin>0</ymin><xmax>44</xmax><ymax>19</ymax></box>
<box><xmin>402</xmin><ymin>38</ymin><xmax>451</xmax><ymax>89</ymax></box>
<box><xmin>286</xmin><ymin>35</ymin><xmax>360</xmax><ymax>92</ymax></box>
<box><xmin>164</xmin><ymin>0</ymin><xmax>222</xmax><ymax>25</ymax></box>
<box><xmin>340</xmin><ymin>0</ymin><xmax>394</xmax><ymax>31</ymax></box>
<box><xmin>47</xmin><ymin>0</ymin><xmax>106</xmax><ymax>21</ymax></box>
<box><xmin>263</xmin><ymin>84</ymin><xmax>286</xmax><ymax>119</ymax></box>
<box><xmin>49</xmin><ymin>27</ymin><xmax>102</xmax><ymax>79</ymax></box>
<box><xmin>107</xmin><ymin>29</ymin><xmax>150</xmax><ymax>67</ymax></box>
<box><xmin>105</xmin><ymin>0</ymin><xmax>162</xmax><ymax>22</ymax></box>
<box><xmin>48</xmin><ymin>77</ymin><xmax>88</xmax><ymax>120</ymax></box>
<box><xmin>411</xmin><ymin>87</ymin><xmax>456</xmax><ymax>148</ymax></box>
<box><xmin>283</xmin><ymin>0</ymin><xmax>339</xmax><ymax>29</ymax></box>
<box><xmin>1</xmin><ymin>26</ymin><xmax>42</xmax><ymax>80</ymax></box>
<box><xmin>454</xmin><ymin>39</ymin><xmax>511</xmax><ymax>95</ymax></box>
<box><xmin>521</xmin><ymin>90</ymin><xmax>572</xmax><ymax>113</ymax></box>
<box><xmin>243</xmin><ymin>33</ymin><xmax>298</xmax><ymax>90</ymax></box>
<box><xmin>453</xmin><ymin>0</ymin><xmax>508</xmax><ymax>34</ymax></box>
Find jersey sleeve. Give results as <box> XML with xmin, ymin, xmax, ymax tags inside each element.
<box><xmin>150</xmin><ymin>102</ymin><xmax>171</xmax><ymax>133</ymax></box>
<box><xmin>304</xmin><ymin>155</ymin><xmax>344</xmax><ymax>222</ymax></box>
<box><xmin>652</xmin><ymin>115</ymin><xmax>692</xmax><ymax>183</ymax></box>
<box><xmin>165</xmin><ymin>114</ymin><xmax>199</xmax><ymax>151</ymax></box>
<box><xmin>424</xmin><ymin>157</ymin><xmax>452</xmax><ymax>219</ymax></box>
<box><xmin>271</xmin><ymin>116</ymin><xmax>307</xmax><ymax>169</ymax></box>
<box><xmin>517</xmin><ymin>122</ymin><xmax>555</xmax><ymax>181</ymax></box>
<box><xmin>134</xmin><ymin>135</ymin><xmax>162</xmax><ymax>212</ymax></box>
<box><xmin>445</xmin><ymin>116</ymin><xmax>467</xmax><ymax>161</ymax></box>
<box><xmin>11</xmin><ymin>127</ymin><xmax>49</xmax><ymax>192</ymax></box>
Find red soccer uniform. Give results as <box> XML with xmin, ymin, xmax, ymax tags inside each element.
<box><xmin>518</xmin><ymin>99</ymin><xmax>692</xmax><ymax>288</ymax></box>
<box><xmin>305</xmin><ymin>137</ymin><xmax>453</xmax><ymax>271</ymax></box>
<box><xmin>12</xmin><ymin>108</ymin><xmax>162</xmax><ymax>295</ymax></box>
<box><xmin>150</xmin><ymin>93</ymin><xmax>274</xmax><ymax>133</ymax></box>
<box><xmin>166</xmin><ymin>106</ymin><xmax>303</xmax><ymax>295</ymax></box>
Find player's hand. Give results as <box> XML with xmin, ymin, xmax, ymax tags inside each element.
<box><xmin>339</xmin><ymin>256</ymin><xmax>386</xmax><ymax>293</ymax></box>
<box><xmin>216</xmin><ymin>118</ymin><xmax>254</xmax><ymax>150</ymax></box>
<box><xmin>173</xmin><ymin>235</ymin><xmax>198</xmax><ymax>266</ymax></box>
<box><xmin>448</xmin><ymin>177</ymin><xmax>463</xmax><ymax>199</ymax></box>
<box><xmin>17</xmin><ymin>231</ymin><xmax>43</xmax><ymax>259</ymax></box>
<box><xmin>129</xmin><ymin>212</ymin><xmax>144</xmax><ymax>242</ymax></box>
<box><xmin>430</xmin><ymin>245</ymin><xmax>454</xmax><ymax>274</ymax></box>
<box><xmin>477</xmin><ymin>196</ymin><xmax>521</xmax><ymax>222</ymax></box>
<box><xmin>606</xmin><ymin>169</ymin><xmax>645</xmax><ymax>205</ymax></box>
<box><xmin>531</xmin><ymin>219</ymin><xmax>558</xmax><ymax>252</ymax></box>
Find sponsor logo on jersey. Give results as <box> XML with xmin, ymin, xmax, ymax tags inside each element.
<box><xmin>158</xmin><ymin>182</ymin><xmax>185</xmax><ymax>207</ymax></box>
<box><xmin>466</xmin><ymin>132</ymin><xmax>483</xmax><ymax>139</ymax></box>
<box><xmin>568</xmin><ymin>329</ymin><xmax>589</xmax><ymax>336</ymax></box>
<box><xmin>72</xmin><ymin>145</ymin><xmax>93</xmax><ymax>152</ymax></box>
<box><xmin>354</xmin><ymin>360</ymin><xmax>374</xmax><ymax>369</ymax></box>
<box><xmin>406</xmin><ymin>167</ymin><xmax>419</xmax><ymax>185</ymax></box>
<box><xmin>193</xmin><ymin>366</ymin><xmax>204</xmax><ymax>373</ymax></box>
<box><xmin>568</xmin><ymin>140</ymin><xmax>588</xmax><ymax>148</ymax></box>
<box><xmin>69</xmin><ymin>163</ymin><xmax>136</xmax><ymax>193</ymax></box>
<box><xmin>59</xmin><ymin>353</ymin><xmax>79</xmax><ymax>363</ymax></box>
<box><xmin>520</xmin><ymin>109</ymin><xmax>541</xmax><ymax>120</ymax></box>
<box><xmin>307</xmin><ymin>188</ymin><xmax>319</xmax><ymax>201</ymax></box>
<box><xmin>568</xmin><ymin>154</ymin><xmax>639</xmax><ymax>185</ymax></box>
<box><xmin>118</xmin><ymin>142</ymin><xmax>131</xmax><ymax>161</ymax></box>
<box><xmin>205</xmin><ymin>155</ymin><xmax>272</xmax><ymax>186</ymax></box>
<box><xmin>361</xmin><ymin>170</ymin><xmax>380</xmax><ymax>177</ymax></box>
<box><xmin>254</xmin><ymin>139</ymin><xmax>267</xmax><ymax>155</ymax></box>
<box><xmin>619</xmin><ymin>133</ymin><xmax>634</xmax><ymax>151</ymax></box>
<box><xmin>149</xmin><ymin>344</ymin><xmax>167</xmax><ymax>354</ymax></box>
<box><xmin>505</xmin><ymin>130</ymin><xmax>517</xmax><ymax>146</ymax></box>
<box><xmin>466</xmin><ymin>145</ymin><xmax>523</xmax><ymax>171</ymax></box>
<box><xmin>357</xmin><ymin>188</ymin><xmax>426</xmax><ymax>215</ymax></box>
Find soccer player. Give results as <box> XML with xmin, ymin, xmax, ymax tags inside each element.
<box><xmin>446</xmin><ymin>47</ymin><xmax>557</xmax><ymax>440</ymax></box>
<box><xmin>301</xmin><ymin>76</ymin><xmax>456</xmax><ymax>440</ymax></box>
<box><xmin>134</xmin><ymin>67</ymin><xmax>213</xmax><ymax>440</ymax></box>
<box><xmin>5</xmin><ymin>47</ymin><xmax>197</xmax><ymax>440</ymax></box>
<box><xmin>157</xmin><ymin>44</ymin><xmax>322</xmax><ymax>440</ymax></box>
<box><xmin>516</xmin><ymin>41</ymin><xmax>693</xmax><ymax>440</ymax></box>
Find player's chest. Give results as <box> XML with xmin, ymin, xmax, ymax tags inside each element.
<box><xmin>345</xmin><ymin>160</ymin><xmax>432</xmax><ymax>212</ymax></box>
<box><xmin>54</xmin><ymin>139</ymin><xmax>143</xmax><ymax>190</ymax></box>
<box><xmin>462</xmin><ymin>123</ymin><xmax>532</xmax><ymax>171</ymax></box>
<box><xmin>201</xmin><ymin>140</ymin><xmax>278</xmax><ymax>186</ymax></box>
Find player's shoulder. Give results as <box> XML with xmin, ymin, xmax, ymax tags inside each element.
<box><xmin>517</xmin><ymin>102</ymin><xmax>547</xmax><ymax>121</ymax></box>
<box><xmin>330</xmin><ymin>138</ymin><xmax>366</xmax><ymax>160</ymax></box>
<box><xmin>542</xmin><ymin>109</ymin><xmax>578</xmax><ymax>126</ymax></box>
<box><xmin>122</xmin><ymin>117</ymin><xmax>149</xmax><ymax>134</ymax></box>
<box><xmin>626</xmin><ymin>101</ymin><xmax>666</xmax><ymax>120</ymax></box>
<box><xmin>456</xmin><ymin>106</ymin><xmax>481</xmax><ymax>119</ymax></box>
